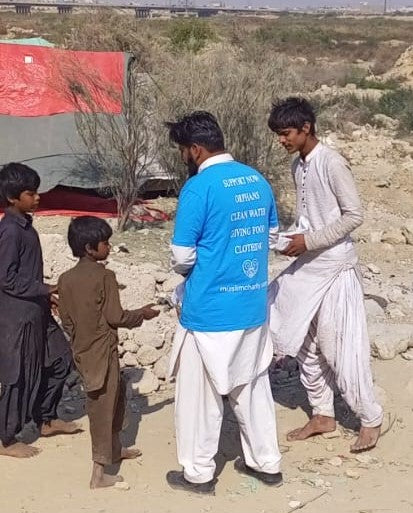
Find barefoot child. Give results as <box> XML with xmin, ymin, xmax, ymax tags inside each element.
<box><xmin>0</xmin><ymin>163</ymin><xmax>75</xmax><ymax>459</ymax></box>
<box><xmin>58</xmin><ymin>216</ymin><xmax>160</xmax><ymax>489</ymax></box>
<box><xmin>267</xmin><ymin>98</ymin><xmax>383</xmax><ymax>452</ymax></box>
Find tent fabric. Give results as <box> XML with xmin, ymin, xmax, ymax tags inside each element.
<box><xmin>0</xmin><ymin>43</ymin><xmax>171</xmax><ymax>196</ymax></box>
<box><xmin>0</xmin><ymin>187</ymin><xmax>170</xmax><ymax>222</ymax></box>
<box><xmin>0</xmin><ymin>44</ymin><xmax>136</xmax><ymax>193</ymax></box>
<box><xmin>0</xmin><ymin>38</ymin><xmax>55</xmax><ymax>47</ymax></box>
<box><xmin>0</xmin><ymin>44</ymin><xmax>125</xmax><ymax>117</ymax></box>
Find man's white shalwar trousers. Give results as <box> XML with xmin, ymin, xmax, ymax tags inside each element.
<box><xmin>170</xmin><ymin>326</ymin><xmax>282</xmax><ymax>484</ymax></box>
<box><xmin>268</xmin><ymin>242</ymin><xmax>383</xmax><ymax>428</ymax></box>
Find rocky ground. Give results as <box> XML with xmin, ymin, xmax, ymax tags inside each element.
<box><xmin>2</xmin><ymin>107</ymin><xmax>413</xmax><ymax>512</ymax></box>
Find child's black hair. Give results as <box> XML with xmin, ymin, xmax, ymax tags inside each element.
<box><xmin>165</xmin><ymin>111</ymin><xmax>225</xmax><ymax>152</ymax></box>
<box><xmin>0</xmin><ymin>162</ymin><xmax>40</xmax><ymax>205</ymax></box>
<box><xmin>68</xmin><ymin>216</ymin><xmax>113</xmax><ymax>258</ymax></box>
<box><xmin>268</xmin><ymin>97</ymin><xmax>316</xmax><ymax>135</ymax></box>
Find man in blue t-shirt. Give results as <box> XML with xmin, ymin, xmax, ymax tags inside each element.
<box><xmin>165</xmin><ymin>111</ymin><xmax>282</xmax><ymax>495</ymax></box>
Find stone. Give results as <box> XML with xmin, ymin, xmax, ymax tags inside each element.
<box><xmin>325</xmin><ymin>444</ymin><xmax>334</xmax><ymax>452</ymax></box>
<box><xmin>369</xmin><ymin>323</ymin><xmax>413</xmax><ymax>359</ymax></box>
<box><xmin>155</xmin><ymin>271</ymin><xmax>170</xmax><ymax>284</ymax></box>
<box><xmin>137</xmin><ymin>345</ymin><xmax>161</xmax><ymax>366</ymax></box>
<box><xmin>367</xmin><ymin>263</ymin><xmax>381</xmax><ymax>274</ymax></box>
<box><xmin>365</xmin><ymin>298</ymin><xmax>385</xmax><ymax>318</ymax></box>
<box><xmin>372</xmin><ymin>113</ymin><xmax>400</xmax><ymax>131</ymax></box>
<box><xmin>374</xmin><ymin>179</ymin><xmax>391</xmax><ymax>188</ymax></box>
<box><xmin>345</xmin><ymin>469</ymin><xmax>360</xmax><ymax>479</ymax></box>
<box><xmin>123</xmin><ymin>352</ymin><xmax>138</xmax><ymax>367</ymax></box>
<box><xmin>123</xmin><ymin>341</ymin><xmax>139</xmax><ymax>354</ymax></box>
<box><xmin>118</xmin><ymin>329</ymin><xmax>129</xmax><ymax>343</ymax></box>
<box><xmin>386</xmin><ymin>304</ymin><xmax>405</xmax><ymax>319</ymax></box>
<box><xmin>381</xmin><ymin>229</ymin><xmax>406</xmax><ymax>245</ymax></box>
<box><xmin>115</xmin><ymin>481</ymin><xmax>130</xmax><ymax>491</ymax></box>
<box><xmin>387</xmin><ymin>287</ymin><xmax>404</xmax><ymax>303</ymax></box>
<box><xmin>401</xmin><ymin>348</ymin><xmax>413</xmax><ymax>361</ymax></box>
<box><xmin>131</xmin><ymin>329</ymin><xmax>164</xmax><ymax>349</ymax></box>
<box><xmin>153</xmin><ymin>355</ymin><xmax>169</xmax><ymax>380</ymax></box>
<box><xmin>328</xmin><ymin>456</ymin><xmax>343</xmax><ymax>467</ymax></box>
<box><xmin>288</xmin><ymin>501</ymin><xmax>301</xmax><ymax>509</ymax></box>
<box><xmin>401</xmin><ymin>219</ymin><xmax>413</xmax><ymax>245</ymax></box>
<box><xmin>117</xmin><ymin>345</ymin><xmax>126</xmax><ymax>357</ymax></box>
<box><xmin>355</xmin><ymin>454</ymin><xmax>375</xmax><ymax>465</ymax></box>
<box><xmin>163</xmin><ymin>275</ymin><xmax>184</xmax><ymax>293</ymax></box>
<box><xmin>132</xmin><ymin>369</ymin><xmax>159</xmax><ymax>395</ymax></box>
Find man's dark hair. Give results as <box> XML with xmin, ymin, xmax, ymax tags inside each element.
<box><xmin>268</xmin><ymin>97</ymin><xmax>316</xmax><ymax>135</ymax></box>
<box><xmin>0</xmin><ymin>162</ymin><xmax>40</xmax><ymax>205</ymax></box>
<box><xmin>165</xmin><ymin>111</ymin><xmax>225</xmax><ymax>152</ymax></box>
<box><xmin>68</xmin><ymin>216</ymin><xmax>113</xmax><ymax>258</ymax></box>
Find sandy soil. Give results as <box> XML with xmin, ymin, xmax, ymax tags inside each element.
<box><xmin>2</xmin><ymin>356</ymin><xmax>412</xmax><ymax>513</ymax></box>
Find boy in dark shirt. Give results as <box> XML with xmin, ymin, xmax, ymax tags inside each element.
<box><xmin>58</xmin><ymin>216</ymin><xmax>160</xmax><ymax>489</ymax></box>
<box><xmin>0</xmin><ymin>163</ymin><xmax>77</xmax><ymax>459</ymax></box>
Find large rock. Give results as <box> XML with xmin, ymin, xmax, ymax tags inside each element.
<box><xmin>123</xmin><ymin>352</ymin><xmax>138</xmax><ymax>367</ymax></box>
<box><xmin>401</xmin><ymin>219</ymin><xmax>413</xmax><ymax>245</ymax></box>
<box><xmin>123</xmin><ymin>341</ymin><xmax>139</xmax><ymax>354</ymax></box>
<box><xmin>131</xmin><ymin>369</ymin><xmax>159</xmax><ymax>395</ymax></box>
<box><xmin>130</xmin><ymin>329</ymin><xmax>164</xmax><ymax>349</ymax></box>
<box><xmin>381</xmin><ymin>229</ymin><xmax>406</xmax><ymax>245</ymax></box>
<box><xmin>365</xmin><ymin>298</ymin><xmax>385</xmax><ymax>318</ymax></box>
<box><xmin>136</xmin><ymin>345</ymin><xmax>161</xmax><ymax>366</ymax></box>
<box><xmin>369</xmin><ymin>323</ymin><xmax>413</xmax><ymax>359</ymax></box>
<box><xmin>153</xmin><ymin>355</ymin><xmax>169</xmax><ymax>380</ymax></box>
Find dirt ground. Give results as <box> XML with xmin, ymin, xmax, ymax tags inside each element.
<box><xmin>2</xmin><ymin>356</ymin><xmax>412</xmax><ymax>513</ymax></box>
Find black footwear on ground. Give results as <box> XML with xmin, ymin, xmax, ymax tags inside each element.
<box><xmin>166</xmin><ymin>470</ymin><xmax>216</xmax><ymax>495</ymax></box>
<box><xmin>234</xmin><ymin>458</ymin><xmax>283</xmax><ymax>487</ymax></box>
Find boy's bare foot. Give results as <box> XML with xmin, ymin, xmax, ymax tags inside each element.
<box><xmin>120</xmin><ymin>447</ymin><xmax>142</xmax><ymax>460</ymax></box>
<box><xmin>41</xmin><ymin>419</ymin><xmax>82</xmax><ymax>437</ymax></box>
<box><xmin>0</xmin><ymin>442</ymin><xmax>41</xmax><ymax>458</ymax></box>
<box><xmin>287</xmin><ymin>415</ymin><xmax>336</xmax><ymax>441</ymax></box>
<box><xmin>90</xmin><ymin>474</ymin><xmax>124</xmax><ymax>489</ymax></box>
<box><xmin>90</xmin><ymin>462</ymin><xmax>123</xmax><ymax>489</ymax></box>
<box><xmin>350</xmin><ymin>425</ymin><xmax>381</xmax><ymax>453</ymax></box>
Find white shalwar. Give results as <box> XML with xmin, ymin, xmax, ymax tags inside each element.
<box><xmin>268</xmin><ymin>143</ymin><xmax>383</xmax><ymax>428</ymax></box>
<box><xmin>169</xmin><ymin>153</ymin><xmax>282</xmax><ymax>484</ymax></box>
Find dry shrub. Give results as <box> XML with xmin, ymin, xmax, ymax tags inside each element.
<box><xmin>152</xmin><ymin>44</ymin><xmax>298</xmax><ymax>199</ymax></box>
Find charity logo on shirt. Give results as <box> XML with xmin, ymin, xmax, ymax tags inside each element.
<box><xmin>172</xmin><ymin>160</ymin><xmax>278</xmax><ymax>332</ymax></box>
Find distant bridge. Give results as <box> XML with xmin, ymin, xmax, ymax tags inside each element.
<box><xmin>0</xmin><ymin>1</ymin><xmax>281</xmax><ymax>17</ymax></box>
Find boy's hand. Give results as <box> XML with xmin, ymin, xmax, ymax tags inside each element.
<box><xmin>50</xmin><ymin>294</ymin><xmax>59</xmax><ymax>316</ymax></box>
<box><xmin>142</xmin><ymin>303</ymin><xmax>160</xmax><ymax>320</ymax></box>
<box><xmin>281</xmin><ymin>234</ymin><xmax>307</xmax><ymax>257</ymax></box>
<box><xmin>47</xmin><ymin>284</ymin><xmax>58</xmax><ymax>294</ymax></box>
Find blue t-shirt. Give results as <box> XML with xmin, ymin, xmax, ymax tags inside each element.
<box><xmin>172</xmin><ymin>160</ymin><xmax>279</xmax><ymax>332</ymax></box>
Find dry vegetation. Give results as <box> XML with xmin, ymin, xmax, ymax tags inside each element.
<box><xmin>1</xmin><ymin>10</ymin><xmax>413</xmax><ymax>222</ymax></box>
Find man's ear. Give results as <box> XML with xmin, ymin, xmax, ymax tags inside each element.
<box><xmin>302</xmin><ymin>121</ymin><xmax>312</xmax><ymax>135</ymax></box>
<box><xmin>85</xmin><ymin>243</ymin><xmax>93</xmax><ymax>255</ymax></box>
<box><xmin>190</xmin><ymin>143</ymin><xmax>203</xmax><ymax>162</ymax></box>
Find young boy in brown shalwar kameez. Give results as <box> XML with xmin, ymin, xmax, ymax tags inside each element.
<box><xmin>58</xmin><ymin>216</ymin><xmax>159</xmax><ymax>489</ymax></box>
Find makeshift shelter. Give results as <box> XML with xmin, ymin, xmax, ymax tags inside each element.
<box><xmin>0</xmin><ymin>42</ymin><xmax>169</xmax><ymax>221</ymax></box>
